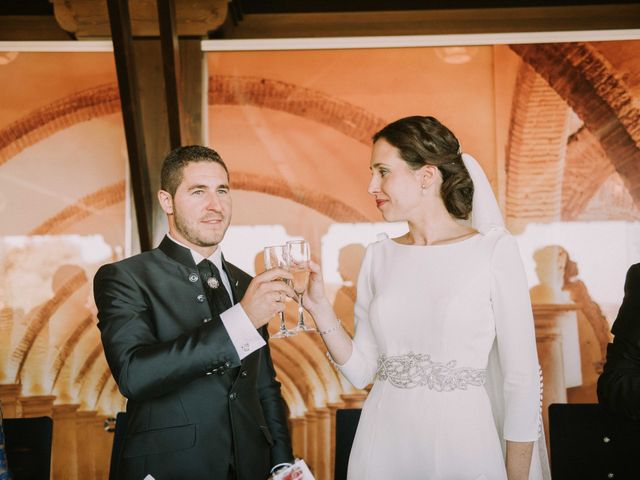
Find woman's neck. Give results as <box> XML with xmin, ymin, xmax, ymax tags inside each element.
<box><xmin>405</xmin><ymin>201</ymin><xmax>472</xmax><ymax>246</ymax></box>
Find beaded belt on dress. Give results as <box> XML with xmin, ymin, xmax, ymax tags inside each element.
<box><xmin>376</xmin><ymin>352</ymin><xmax>486</xmax><ymax>391</ymax></box>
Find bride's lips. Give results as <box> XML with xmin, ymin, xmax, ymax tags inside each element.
<box><xmin>375</xmin><ymin>199</ymin><xmax>387</xmax><ymax>208</ymax></box>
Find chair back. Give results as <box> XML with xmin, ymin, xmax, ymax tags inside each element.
<box><xmin>550</xmin><ymin>403</ymin><xmax>640</xmax><ymax>479</ymax></box>
<box><xmin>108</xmin><ymin>412</ymin><xmax>128</xmax><ymax>480</ymax></box>
<box><xmin>3</xmin><ymin>416</ymin><xmax>53</xmax><ymax>480</ymax></box>
<box><xmin>334</xmin><ymin>408</ymin><xmax>361</xmax><ymax>480</ymax></box>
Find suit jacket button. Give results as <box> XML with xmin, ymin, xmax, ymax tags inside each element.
<box><xmin>229</xmin><ymin>392</ymin><xmax>237</xmax><ymax>400</ymax></box>
<box><xmin>189</xmin><ymin>273</ymin><xmax>199</xmax><ymax>283</ymax></box>
<box><xmin>224</xmin><ymin>361</ymin><xmax>231</xmax><ymax>368</ymax></box>
<box><xmin>203</xmin><ymin>317</ymin><xmax>211</xmax><ymax>323</ymax></box>
<box><xmin>241</xmin><ymin>371</ymin><xmax>248</xmax><ymax>378</ymax></box>
<box><xmin>197</xmin><ymin>294</ymin><xmax>205</xmax><ymax>303</ymax></box>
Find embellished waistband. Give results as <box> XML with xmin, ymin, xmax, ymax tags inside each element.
<box><xmin>376</xmin><ymin>352</ymin><xmax>486</xmax><ymax>391</ymax></box>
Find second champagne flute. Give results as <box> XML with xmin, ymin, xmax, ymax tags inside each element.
<box><xmin>263</xmin><ymin>245</ymin><xmax>295</xmax><ymax>338</ymax></box>
<box><xmin>286</xmin><ymin>240</ymin><xmax>315</xmax><ymax>333</ymax></box>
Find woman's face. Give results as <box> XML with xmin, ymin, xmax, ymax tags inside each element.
<box><xmin>368</xmin><ymin>139</ymin><xmax>425</xmax><ymax>222</ymax></box>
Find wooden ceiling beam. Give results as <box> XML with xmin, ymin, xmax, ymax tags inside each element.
<box><xmin>223</xmin><ymin>5</ymin><xmax>640</xmax><ymax>39</ymax></box>
<box><xmin>53</xmin><ymin>0</ymin><xmax>227</xmax><ymax>38</ymax></box>
<box><xmin>0</xmin><ymin>15</ymin><xmax>71</xmax><ymax>40</ymax></box>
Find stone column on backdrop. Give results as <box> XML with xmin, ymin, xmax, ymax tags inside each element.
<box><xmin>340</xmin><ymin>392</ymin><xmax>367</xmax><ymax>409</ymax></box>
<box><xmin>314</xmin><ymin>407</ymin><xmax>331</xmax><ymax>480</ymax></box>
<box><xmin>52</xmin><ymin>403</ymin><xmax>80</xmax><ymax>480</ymax></box>
<box><xmin>18</xmin><ymin>395</ymin><xmax>55</xmax><ymax>418</ymax></box>
<box><xmin>92</xmin><ymin>414</ymin><xmax>111</xmax><ymax>480</ymax></box>
<box><xmin>289</xmin><ymin>416</ymin><xmax>307</xmax><ymax>461</ymax></box>
<box><xmin>304</xmin><ymin>410</ymin><xmax>318</xmax><ymax>476</ymax></box>
<box><xmin>327</xmin><ymin>401</ymin><xmax>346</xmax><ymax>477</ymax></box>
<box><xmin>534</xmin><ymin>304</ymin><xmax>579</xmax><ymax>448</ymax></box>
<box><xmin>0</xmin><ymin>385</ymin><xmax>21</xmax><ymax>418</ymax></box>
<box><xmin>76</xmin><ymin>410</ymin><xmax>98</xmax><ymax>480</ymax></box>
<box><xmin>531</xmin><ymin>246</ymin><xmax>582</xmax><ymax>390</ymax></box>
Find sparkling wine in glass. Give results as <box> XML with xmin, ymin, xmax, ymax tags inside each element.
<box><xmin>286</xmin><ymin>240</ymin><xmax>315</xmax><ymax>333</ymax></box>
<box><xmin>263</xmin><ymin>245</ymin><xmax>295</xmax><ymax>338</ymax></box>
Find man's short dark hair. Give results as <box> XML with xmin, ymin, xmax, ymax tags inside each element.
<box><xmin>160</xmin><ymin>145</ymin><xmax>229</xmax><ymax>196</ymax></box>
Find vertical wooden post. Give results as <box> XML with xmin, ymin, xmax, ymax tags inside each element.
<box><xmin>106</xmin><ymin>0</ymin><xmax>153</xmax><ymax>251</ymax></box>
<box><xmin>157</xmin><ymin>0</ymin><xmax>183</xmax><ymax>149</ymax></box>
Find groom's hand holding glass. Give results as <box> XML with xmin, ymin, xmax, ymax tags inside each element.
<box><xmin>240</xmin><ymin>267</ymin><xmax>295</xmax><ymax>329</ymax></box>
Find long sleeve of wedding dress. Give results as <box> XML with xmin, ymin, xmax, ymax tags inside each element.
<box><xmin>336</xmin><ymin>244</ymin><xmax>379</xmax><ymax>389</ymax></box>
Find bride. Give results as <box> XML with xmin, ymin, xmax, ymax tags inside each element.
<box><xmin>303</xmin><ymin>116</ymin><xmax>550</xmax><ymax>479</ymax></box>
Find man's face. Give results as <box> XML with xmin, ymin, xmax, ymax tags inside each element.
<box><xmin>159</xmin><ymin>161</ymin><xmax>232</xmax><ymax>255</ymax></box>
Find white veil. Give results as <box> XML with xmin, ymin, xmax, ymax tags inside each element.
<box><xmin>461</xmin><ymin>153</ymin><xmax>551</xmax><ymax>480</ymax></box>
<box><xmin>461</xmin><ymin>153</ymin><xmax>505</xmax><ymax>234</ymax></box>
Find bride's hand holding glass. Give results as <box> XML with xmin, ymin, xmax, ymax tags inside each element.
<box><xmin>303</xmin><ymin>260</ymin><xmax>353</xmax><ymax>364</ymax></box>
<box><xmin>302</xmin><ymin>260</ymin><xmax>334</xmax><ymax>318</ymax></box>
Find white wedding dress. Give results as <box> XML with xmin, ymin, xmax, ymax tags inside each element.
<box><xmin>338</xmin><ymin>229</ymin><xmax>550</xmax><ymax>479</ymax></box>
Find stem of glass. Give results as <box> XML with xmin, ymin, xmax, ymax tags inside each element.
<box><xmin>277</xmin><ymin>311</ymin><xmax>288</xmax><ymax>335</ymax></box>
<box><xmin>297</xmin><ymin>293</ymin><xmax>305</xmax><ymax>327</ymax></box>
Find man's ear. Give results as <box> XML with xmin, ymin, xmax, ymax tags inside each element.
<box><xmin>158</xmin><ymin>190</ymin><xmax>174</xmax><ymax>215</ymax></box>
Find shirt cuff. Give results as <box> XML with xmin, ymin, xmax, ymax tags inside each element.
<box><xmin>270</xmin><ymin>463</ymin><xmax>293</xmax><ymax>475</ymax></box>
<box><xmin>220</xmin><ymin>303</ymin><xmax>266</xmax><ymax>360</ymax></box>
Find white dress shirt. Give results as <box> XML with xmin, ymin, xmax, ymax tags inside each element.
<box><xmin>167</xmin><ymin>234</ymin><xmax>266</xmax><ymax>359</ymax></box>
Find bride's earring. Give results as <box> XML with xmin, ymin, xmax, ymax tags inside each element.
<box><xmin>419</xmin><ymin>167</ymin><xmax>434</xmax><ymax>195</ymax></box>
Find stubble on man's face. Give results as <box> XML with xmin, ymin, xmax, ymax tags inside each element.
<box><xmin>173</xmin><ymin>202</ymin><xmax>230</xmax><ymax>248</ymax></box>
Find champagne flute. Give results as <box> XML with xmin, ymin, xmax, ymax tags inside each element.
<box><xmin>286</xmin><ymin>240</ymin><xmax>315</xmax><ymax>333</ymax></box>
<box><xmin>263</xmin><ymin>245</ymin><xmax>295</xmax><ymax>338</ymax></box>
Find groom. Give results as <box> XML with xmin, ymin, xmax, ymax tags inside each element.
<box><xmin>94</xmin><ymin>145</ymin><xmax>295</xmax><ymax>479</ymax></box>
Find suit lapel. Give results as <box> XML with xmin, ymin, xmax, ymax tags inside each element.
<box><xmin>221</xmin><ymin>253</ymin><xmax>240</xmax><ymax>304</ymax></box>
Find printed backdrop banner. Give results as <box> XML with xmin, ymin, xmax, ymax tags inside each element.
<box><xmin>0</xmin><ymin>40</ymin><xmax>639</xmax><ymax>479</ymax></box>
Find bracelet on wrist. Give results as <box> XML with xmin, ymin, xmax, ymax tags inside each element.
<box><xmin>319</xmin><ymin>319</ymin><xmax>342</xmax><ymax>336</ymax></box>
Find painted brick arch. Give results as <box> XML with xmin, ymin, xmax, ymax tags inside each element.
<box><xmin>8</xmin><ymin>269</ymin><xmax>89</xmax><ymax>382</ymax></box>
<box><xmin>510</xmin><ymin>42</ymin><xmax>640</xmax><ymax>209</ymax></box>
<box><xmin>29</xmin><ymin>181</ymin><xmax>126</xmax><ymax>234</ymax></box>
<box><xmin>562</xmin><ymin>126</ymin><xmax>615</xmax><ymax>220</ymax></box>
<box><xmin>1</xmin><ymin>78</ymin><xmax>379</xmax><ymax>228</ymax></box>
<box><xmin>0</xmin><ymin>84</ymin><xmax>120</xmax><ymax>167</ymax></box>
<box><xmin>209</xmin><ymin>75</ymin><xmax>386</xmax><ymax>146</ymax></box>
<box><xmin>505</xmin><ymin>62</ymin><xmax>571</xmax><ymax>231</ymax></box>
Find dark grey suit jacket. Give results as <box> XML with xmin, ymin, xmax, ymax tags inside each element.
<box><xmin>598</xmin><ymin>263</ymin><xmax>640</xmax><ymax>420</ymax></box>
<box><xmin>94</xmin><ymin>236</ymin><xmax>292</xmax><ymax>479</ymax></box>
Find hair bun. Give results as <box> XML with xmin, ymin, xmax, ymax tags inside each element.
<box><xmin>440</xmin><ymin>158</ymin><xmax>474</xmax><ymax>220</ymax></box>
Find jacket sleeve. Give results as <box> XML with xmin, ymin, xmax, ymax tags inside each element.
<box><xmin>255</xmin><ymin>327</ymin><xmax>294</xmax><ymax>466</ymax></box>
<box><xmin>598</xmin><ymin>340</ymin><xmax>640</xmax><ymax>420</ymax></box>
<box><xmin>94</xmin><ymin>262</ymin><xmax>240</xmax><ymax>401</ymax></box>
